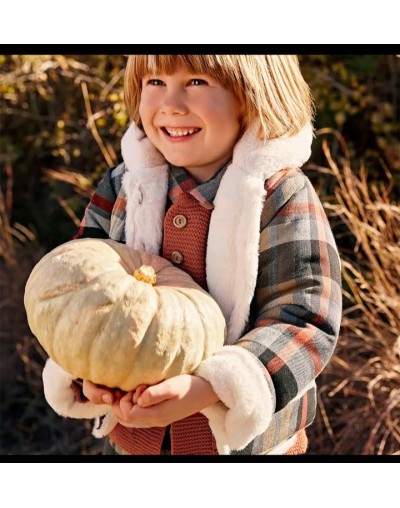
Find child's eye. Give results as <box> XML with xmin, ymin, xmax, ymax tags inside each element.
<box><xmin>189</xmin><ymin>78</ymin><xmax>208</xmax><ymax>86</ymax></box>
<box><xmin>147</xmin><ymin>79</ymin><xmax>164</xmax><ymax>86</ymax></box>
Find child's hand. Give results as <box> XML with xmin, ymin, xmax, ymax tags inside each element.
<box><xmin>82</xmin><ymin>379</ymin><xmax>126</xmax><ymax>405</ymax></box>
<box><xmin>110</xmin><ymin>375</ymin><xmax>219</xmax><ymax>428</ymax></box>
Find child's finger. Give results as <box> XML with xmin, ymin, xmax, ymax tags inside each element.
<box><xmin>133</xmin><ymin>384</ymin><xmax>148</xmax><ymax>404</ymax></box>
<box><xmin>137</xmin><ymin>381</ymin><xmax>172</xmax><ymax>407</ymax></box>
<box><xmin>83</xmin><ymin>379</ymin><xmax>114</xmax><ymax>405</ymax></box>
<box><xmin>112</xmin><ymin>388</ymin><xmax>126</xmax><ymax>403</ymax></box>
<box><xmin>118</xmin><ymin>391</ymin><xmax>136</xmax><ymax>418</ymax></box>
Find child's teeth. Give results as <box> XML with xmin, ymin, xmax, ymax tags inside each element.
<box><xmin>166</xmin><ymin>128</ymin><xmax>198</xmax><ymax>137</ymax></box>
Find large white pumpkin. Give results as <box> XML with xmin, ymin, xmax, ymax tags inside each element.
<box><xmin>24</xmin><ymin>238</ymin><xmax>226</xmax><ymax>391</ymax></box>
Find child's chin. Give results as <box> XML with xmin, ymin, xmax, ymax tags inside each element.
<box><xmin>166</xmin><ymin>157</ymin><xmax>192</xmax><ymax>168</ymax></box>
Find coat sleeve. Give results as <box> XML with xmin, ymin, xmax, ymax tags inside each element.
<box><xmin>196</xmin><ymin>169</ymin><xmax>342</xmax><ymax>453</ymax></box>
<box><xmin>73</xmin><ymin>163</ymin><xmax>126</xmax><ymax>240</ymax></box>
<box><xmin>42</xmin><ymin>358</ymin><xmax>111</xmax><ymax>419</ymax></box>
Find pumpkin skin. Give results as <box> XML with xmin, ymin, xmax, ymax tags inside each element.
<box><xmin>24</xmin><ymin>238</ymin><xmax>226</xmax><ymax>391</ymax></box>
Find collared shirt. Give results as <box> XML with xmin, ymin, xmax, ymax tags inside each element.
<box><xmin>167</xmin><ymin>163</ymin><xmax>228</xmax><ymax>210</ymax></box>
<box><xmin>74</xmin><ymin>162</ymin><xmax>229</xmax><ymax>242</ymax></box>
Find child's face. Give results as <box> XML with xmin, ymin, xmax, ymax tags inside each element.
<box><xmin>139</xmin><ymin>67</ymin><xmax>242</xmax><ymax>182</ymax></box>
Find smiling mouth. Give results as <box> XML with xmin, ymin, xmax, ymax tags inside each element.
<box><xmin>162</xmin><ymin>127</ymin><xmax>201</xmax><ymax>138</ymax></box>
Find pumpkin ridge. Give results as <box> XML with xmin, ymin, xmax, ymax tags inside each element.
<box><xmin>137</xmin><ymin>287</ymin><xmax>187</xmax><ymax>384</ymax></box>
<box><xmin>160</xmin><ymin>287</ymin><xmax>203</xmax><ymax>375</ymax></box>
<box><xmin>85</xmin><ymin>275</ymin><xmax>154</xmax><ymax>388</ymax></box>
<box><xmin>174</xmin><ymin>287</ymin><xmax>226</xmax><ymax>358</ymax></box>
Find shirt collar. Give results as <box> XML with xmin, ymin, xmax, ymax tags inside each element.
<box><xmin>168</xmin><ymin>163</ymin><xmax>229</xmax><ymax>210</ymax></box>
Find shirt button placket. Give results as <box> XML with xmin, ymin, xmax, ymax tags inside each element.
<box><xmin>171</xmin><ymin>251</ymin><xmax>184</xmax><ymax>265</ymax></box>
<box><xmin>173</xmin><ymin>215</ymin><xmax>187</xmax><ymax>229</ymax></box>
<box><xmin>171</xmin><ymin>214</ymin><xmax>186</xmax><ymax>264</ymax></box>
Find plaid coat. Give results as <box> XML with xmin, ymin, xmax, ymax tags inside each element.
<box><xmin>47</xmin><ymin>121</ymin><xmax>342</xmax><ymax>454</ymax></box>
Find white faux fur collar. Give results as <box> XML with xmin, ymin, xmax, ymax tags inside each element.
<box><xmin>121</xmin><ymin>121</ymin><xmax>313</xmax><ymax>344</ymax></box>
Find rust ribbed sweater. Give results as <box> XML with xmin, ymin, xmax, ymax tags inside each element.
<box><xmin>163</xmin><ymin>193</ymin><xmax>212</xmax><ymax>290</ymax></box>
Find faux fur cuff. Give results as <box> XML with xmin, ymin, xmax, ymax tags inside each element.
<box><xmin>42</xmin><ymin>358</ymin><xmax>111</xmax><ymax>420</ymax></box>
<box><xmin>195</xmin><ymin>345</ymin><xmax>275</xmax><ymax>454</ymax></box>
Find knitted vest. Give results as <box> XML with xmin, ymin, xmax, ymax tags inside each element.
<box><xmin>108</xmin><ymin>192</ymin><xmax>307</xmax><ymax>455</ymax></box>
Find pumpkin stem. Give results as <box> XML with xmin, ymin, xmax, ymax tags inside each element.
<box><xmin>133</xmin><ymin>265</ymin><xmax>157</xmax><ymax>285</ymax></box>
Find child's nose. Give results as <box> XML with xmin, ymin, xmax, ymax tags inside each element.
<box><xmin>160</xmin><ymin>89</ymin><xmax>189</xmax><ymax>115</ymax></box>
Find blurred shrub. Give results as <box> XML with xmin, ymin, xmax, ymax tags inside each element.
<box><xmin>0</xmin><ymin>55</ymin><xmax>127</xmax><ymax>248</ymax></box>
<box><xmin>300</xmin><ymin>55</ymin><xmax>399</xmax><ymax>176</ymax></box>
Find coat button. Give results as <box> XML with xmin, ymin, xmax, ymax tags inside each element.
<box><xmin>171</xmin><ymin>251</ymin><xmax>184</xmax><ymax>265</ymax></box>
<box><xmin>173</xmin><ymin>214</ymin><xmax>187</xmax><ymax>229</ymax></box>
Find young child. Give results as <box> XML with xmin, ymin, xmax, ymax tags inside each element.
<box><xmin>42</xmin><ymin>55</ymin><xmax>342</xmax><ymax>455</ymax></box>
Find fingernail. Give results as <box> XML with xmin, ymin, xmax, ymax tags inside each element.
<box><xmin>102</xmin><ymin>394</ymin><xmax>112</xmax><ymax>404</ymax></box>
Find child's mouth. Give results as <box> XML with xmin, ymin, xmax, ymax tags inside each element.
<box><xmin>162</xmin><ymin>127</ymin><xmax>201</xmax><ymax>138</ymax></box>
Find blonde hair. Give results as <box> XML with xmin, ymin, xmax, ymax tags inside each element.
<box><xmin>124</xmin><ymin>55</ymin><xmax>314</xmax><ymax>139</ymax></box>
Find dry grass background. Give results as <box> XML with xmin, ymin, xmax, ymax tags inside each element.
<box><xmin>1</xmin><ymin>55</ymin><xmax>399</xmax><ymax>455</ymax></box>
<box><xmin>305</xmin><ymin>131</ymin><xmax>400</xmax><ymax>455</ymax></box>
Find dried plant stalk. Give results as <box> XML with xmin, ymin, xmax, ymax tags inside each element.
<box><xmin>307</xmin><ymin>128</ymin><xmax>400</xmax><ymax>455</ymax></box>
